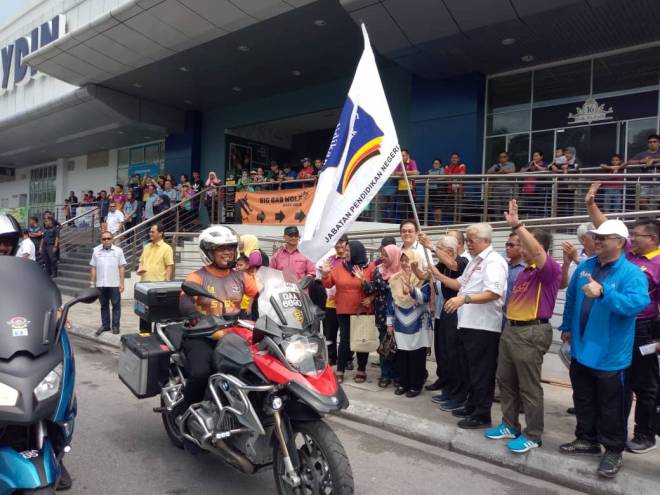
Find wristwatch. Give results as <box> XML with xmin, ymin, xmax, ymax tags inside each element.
<box><xmin>464</xmin><ymin>295</ymin><xmax>472</xmax><ymax>304</ymax></box>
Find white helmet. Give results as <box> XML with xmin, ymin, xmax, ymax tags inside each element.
<box><xmin>198</xmin><ymin>225</ymin><xmax>239</xmax><ymax>266</ymax></box>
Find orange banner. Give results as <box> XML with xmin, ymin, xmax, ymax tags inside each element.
<box><xmin>235</xmin><ymin>187</ymin><xmax>316</xmax><ymax>224</ymax></box>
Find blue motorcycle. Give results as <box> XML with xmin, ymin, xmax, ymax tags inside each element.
<box><xmin>0</xmin><ymin>257</ymin><xmax>98</xmax><ymax>494</ymax></box>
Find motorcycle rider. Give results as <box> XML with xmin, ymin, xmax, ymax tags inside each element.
<box><xmin>179</xmin><ymin>225</ymin><xmax>258</xmax><ymax>407</ymax></box>
<box><xmin>0</xmin><ymin>213</ymin><xmax>73</xmax><ymax>490</ymax></box>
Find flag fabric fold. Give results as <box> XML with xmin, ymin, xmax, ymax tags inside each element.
<box><xmin>299</xmin><ymin>24</ymin><xmax>402</xmax><ymax>262</ymax></box>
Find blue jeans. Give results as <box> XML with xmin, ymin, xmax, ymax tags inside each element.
<box><xmin>603</xmin><ymin>188</ymin><xmax>623</xmax><ymax>213</ymax></box>
<box><xmin>99</xmin><ymin>287</ymin><xmax>121</xmax><ymax>330</ymax></box>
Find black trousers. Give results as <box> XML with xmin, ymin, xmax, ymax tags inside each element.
<box><xmin>323</xmin><ymin>307</ymin><xmax>339</xmax><ymax>365</ymax></box>
<box><xmin>570</xmin><ymin>359</ymin><xmax>627</xmax><ymax>453</ymax></box>
<box><xmin>182</xmin><ymin>338</ymin><xmax>215</xmax><ymax>405</ymax></box>
<box><xmin>397</xmin><ymin>348</ymin><xmax>427</xmax><ymax>391</ymax></box>
<box><xmin>433</xmin><ymin>317</ymin><xmax>448</xmax><ymax>385</ymax></box>
<box><xmin>99</xmin><ymin>287</ymin><xmax>121</xmax><ymax>330</ymax></box>
<box><xmin>336</xmin><ymin>314</ymin><xmax>368</xmax><ymax>373</ymax></box>
<box><xmin>42</xmin><ymin>245</ymin><xmax>58</xmax><ymax>277</ymax></box>
<box><xmin>624</xmin><ymin>318</ymin><xmax>660</xmax><ymax>440</ymax></box>
<box><xmin>441</xmin><ymin>310</ymin><xmax>469</xmax><ymax>401</ymax></box>
<box><xmin>460</xmin><ymin>328</ymin><xmax>500</xmax><ymax>421</ymax></box>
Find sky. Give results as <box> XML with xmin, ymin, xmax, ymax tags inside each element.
<box><xmin>0</xmin><ymin>0</ymin><xmax>29</xmax><ymax>27</ymax></box>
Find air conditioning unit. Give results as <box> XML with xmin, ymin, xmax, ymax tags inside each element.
<box><xmin>0</xmin><ymin>167</ymin><xmax>15</xmax><ymax>183</ymax></box>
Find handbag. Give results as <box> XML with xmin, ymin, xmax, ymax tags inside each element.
<box><xmin>377</xmin><ymin>332</ymin><xmax>397</xmax><ymax>361</ymax></box>
<box><xmin>349</xmin><ymin>310</ymin><xmax>379</xmax><ymax>353</ymax></box>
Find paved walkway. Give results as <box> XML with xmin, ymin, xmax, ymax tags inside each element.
<box><xmin>67</xmin><ymin>297</ymin><xmax>660</xmax><ymax>494</ymax></box>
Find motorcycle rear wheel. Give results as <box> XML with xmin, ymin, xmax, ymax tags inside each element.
<box><xmin>273</xmin><ymin>420</ymin><xmax>354</xmax><ymax>495</ymax></box>
<box><xmin>161</xmin><ymin>397</ymin><xmax>185</xmax><ymax>449</ymax></box>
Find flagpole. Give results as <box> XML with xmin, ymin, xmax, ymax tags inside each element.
<box><xmin>398</xmin><ymin>164</ymin><xmax>438</xmax><ymax>294</ymax></box>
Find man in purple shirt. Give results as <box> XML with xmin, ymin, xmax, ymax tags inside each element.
<box><xmin>270</xmin><ymin>226</ymin><xmax>316</xmax><ymax>282</ymax></box>
<box><xmin>586</xmin><ymin>182</ymin><xmax>660</xmax><ymax>453</ymax></box>
<box><xmin>392</xmin><ymin>148</ymin><xmax>419</xmax><ymax>221</ymax></box>
<box><xmin>485</xmin><ymin>200</ymin><xmax>561</xmax><ymax>454</ymax></box>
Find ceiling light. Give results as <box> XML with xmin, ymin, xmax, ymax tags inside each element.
<box><xmin>184</xmin><ymin>99</ymin><xmax>193</xmax><ymax>105</ymax></box>
<box><xmin>117</xmin><ymin>130</ymin><xmax>125</xmax><ymax>135</ymax></box>
<box><xmin>144</xmin><ymin>136</ymin><xmax>152</xmax><ymax>140</ymax></box>
<box><xmin>501</xmin><ymin>38</ymin><xmax>516</xmax><ymax>45</ymax></box>
<box><xmin>521</xmin><ymin>55</ymin><xmax>534</xmax><ymax>63</ymax></box>
<box><xmin>232</xmin><ymin>86</ymin><xmax>242</xmax><ymax>92</ymax></box>
<box><xmin>238</xmin><ymin>45</ymin><xmax>250</xmax><ymax>52</ymax></box>
<box><xmin>291</xmin><ymin>70</ymin><xmax>301</xmax><ymax>76</ymax></box>
<box><xmin>179</xmin><ymin>66</ymin><xmax>189</xmax><ymax>72</ymax></box>
<box><xmin>314</xmin><ymin>19</ymin><xmax>326</xmax><ymax>27</ymax></box>
<box><xmin>132</xmin><ymin>82</ymin><xmax>142</xmax><ymax>88</ymax></box>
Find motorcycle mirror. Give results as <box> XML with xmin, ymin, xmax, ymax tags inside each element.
<box><xmin>181</xmin><ymin>281</ymin><xmax>216</xmax><ymax>300</ymax></box>
<box><xmin>299</xmin><ymin>276</ymin><xmax>314</xmax><ymax>291</ymax></box>
<box><xmin>73</xmin><ymin>287</ymin><xmax>101</xmax><ymax>304</ymax></box>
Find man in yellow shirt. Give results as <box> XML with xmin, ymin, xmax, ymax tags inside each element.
<box><xmin>137</xmin><ymin>223</ymin><xmax>174</xmax><ymax>332</ymax></box>
<box><xmin>138</xmin><ymin>223</ymin><xmax>174</xmax><ymax>282</ymax></box>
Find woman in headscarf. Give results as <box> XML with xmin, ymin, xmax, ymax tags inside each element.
<box><xmin>204</xmin><ymin>172</ymin><xmax>222</xmax><ymax>223</ymax></box>
<box><xmin>354</xmin><ymin>237</ymin><xmax>400</xmax><ymax>388</ymax></box>
<box><xmin>321</xmin><ymin>240</ymin><xmax>374</xmax><ymax>383</ymax></box>
<box><xmin>387</xmin><ymin>249</ymin><xmax>432</xmax><ymax>397</ymax></box>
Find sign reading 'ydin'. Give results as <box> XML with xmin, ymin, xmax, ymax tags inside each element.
<box><xmin>0</xmin><ymin>14</ymin><xmax>66</xmax><ymax>94</ymax></box>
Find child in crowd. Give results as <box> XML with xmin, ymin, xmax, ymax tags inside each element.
<box><xmin>600</xmin><ymin>153</ymin><xmax>626</xmax><ymax>213</ymax></box>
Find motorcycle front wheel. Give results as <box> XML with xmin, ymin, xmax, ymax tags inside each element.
<box><xmin>273</xmin><ymin>420</ymin><xmax>354</xmax><ymax>495</ymax></box>
<box><xmin>20</xmin><ymin>488</ymin><xmax>56</xmax><ymax>494</ymax></box>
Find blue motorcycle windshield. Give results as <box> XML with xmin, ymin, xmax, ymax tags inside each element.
<box><xmin>0</xmin><ymin>257</ymin><xmax>61</xmax><ymax>359</ymax></box>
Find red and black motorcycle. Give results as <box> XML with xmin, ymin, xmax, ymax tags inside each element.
<box><xmin>121</xmin><ymin>268</ymin><xmax>353</xmax><ymax>494</ymax></box>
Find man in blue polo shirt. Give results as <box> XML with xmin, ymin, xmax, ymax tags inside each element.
<box><xmin>559</xmin><ymin>219</ymin><xmax>650</xmax><ymax>479</ymax></box>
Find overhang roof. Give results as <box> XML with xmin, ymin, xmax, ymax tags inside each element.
<box><xmin>23</xmin><ymin>0</ymin><xmax>315</xmax><ymax>87</ymax></box>
<box><xmin>0</xmin><ymin>85</ymin><xmax>183</xmax><ymax>167</ymax></box>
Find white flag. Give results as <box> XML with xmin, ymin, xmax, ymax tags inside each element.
<box><xmin>299</xmin><ymin>24</ymin><xmax>401</xmax><ymax>262</ymax></box>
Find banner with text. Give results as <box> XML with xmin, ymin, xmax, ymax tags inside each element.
<box><xmin>235</xmin><ymin>187</ymin><xmax>316</xmax><ymax>224</ymax></box>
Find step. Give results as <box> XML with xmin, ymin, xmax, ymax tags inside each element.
<box><xmin>62</xmin><ymin>270</ymin><xmax>90</xmax><ymax>282</ymax></box>
<box><xmin>57</xmin><ymin>264</ymin><xmax>90</xmax><ymax>275</ymax></box>
<box><xmin>54</xmin><ymin>276</ymin><xmax>88</xmax><ymax>291</ymax></box>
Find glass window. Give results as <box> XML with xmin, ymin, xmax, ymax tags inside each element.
<box><xmin>507</xmin><ymin>134</ymin><xmax>530</xmax><ymax>170</ymax></box>
<box><xmin>531</xmin><ymin>131</ymin><xmax>555</xmax><ymax>165</ymax></box>
<box><xmin>488</xmin><ymin>72</ymin><xmax>532</xmax><ymax>113</ymax></box>
<box><xmin>484</xmin><ymin>136</ymin><xmax>507</xmax><ymax>170</ymax></box>
<box><xmin>593</xmin><ymin>48</ymin><xmax>660</xmax><ymax>95</ymax></box>
<box><xmin>130</xmin><ymin>147</ymin><xmax>145</xmax><ymax>165</ymax></box>
<box><xmin>145</xmin><ymin>143</ymin><xmax>160</xmax><ymax>164</ymax></box>
<box><xmin>487</xmin><ymin>110</ymin><xmax>531</xmax><ymax>135</ymax></box>
<box><xmin>534</xmin><ymin>61</ymin><xmax>591</xmax><ymax>104</ymax></box>
<box><xmin>118</xmin><ymin>149</ymin><xmax>129</xmax><ymax>167</ymax></box>
<box><xmin>627</xmin><ymin>117</ymin><xmax>658</xmax><ymax>160</ymax></box>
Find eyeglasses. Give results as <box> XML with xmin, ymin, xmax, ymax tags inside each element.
<box><xmin>505</xmin><ymin>242</ymin><xmax>519</xmax><ymax>248</ymax></box>
<box><xmin>593</xmin><ymin>234</ymin><xmax>621</xmax><ymax>241</ymax></box>
<box><xmin>101</xmin><ymin>237</ymin><xmax>113</xmax><ymax>241</ymax></box>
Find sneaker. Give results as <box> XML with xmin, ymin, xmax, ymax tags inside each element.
<box><xmin>626</xmin><ymin>435</ymin><xmax>657</xmax><ymax>454</ymax></box>
<box><xmin>439</xmin><ymin>399</ymin><xmax>465</xmax><ymax>412</ymax></box>
<box><xmin>597</xmin><ymin>450</ymin><xmax>623</xmax><ymax>478</ymax></box>
<box><xmin>559</xmin><ymin>439</ymin><xmax>602</xmax><ymax>456</ymax></box>
<box><xmin>431</xmin><ymin>393</ymin><xmax>452</xmax><ymax>404</ymax></box>
<box><xmin>485</xmin><ymin>423</ymin><xmax>520</xmax><ymax>440</ymax></box>
<box><xmin>507</xmin><ymin>435</ymin><xmax>541</xmax><ymax>453</ymax></box>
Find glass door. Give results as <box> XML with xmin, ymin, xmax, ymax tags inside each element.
<box><xmin>29</xmin><ymin>165</ymin><xmax>57</xmax><ymax>219</ymax></box>
<box><xmin>555</xmin><ymin>123</ymin><xmax>618</xmax><ymax>168</ymax></box>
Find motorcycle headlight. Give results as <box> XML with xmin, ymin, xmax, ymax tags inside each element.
<box><xmin>282</xmin><ymin>335</ymin><xmax>327</xmax><ymax>375</ymax></box>
<box><xmin>0</xmin><ymin>382</ymin><xmax>19</xmax><ymax>407</ymax></box>
<box><xmin>34</xmin><ymin>363</ymin><xmax>63</xmax><ymax>402</ymax></box>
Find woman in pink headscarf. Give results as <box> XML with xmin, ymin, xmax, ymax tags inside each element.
<box><xmin>204</xmin><ymin>171</ymin><xmax>222</xmax><ymax>223</ymax></box>
<box><xmin>353</xmin><ymin>238</ymin><xmax>401</xmax><ymax>388</ymax></box>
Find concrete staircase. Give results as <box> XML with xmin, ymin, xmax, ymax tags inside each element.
<box><xmin>56</xmin><ymin>245</ymin><xmax>95</xmax><ymax>297</ymax></box>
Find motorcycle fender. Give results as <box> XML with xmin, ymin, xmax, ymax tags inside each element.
<box><xmin>287</xmin><ymin>381</ymin><xmax>349</xmax><ymax>416</ymax></box>
<box><xmin>0</xmin><ymin>438</ymin><xmax>60</xmax><ymax>493</ymax></box>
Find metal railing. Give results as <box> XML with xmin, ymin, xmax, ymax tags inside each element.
<box><xmin>58</xmin><ymin>205</ymin><xmax>100</xmax><ymax>257</ymax></box>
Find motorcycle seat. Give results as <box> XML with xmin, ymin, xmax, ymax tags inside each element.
<box><xmin>162</xmin><ymin>324</ymin><xmax>185</xmax><ymax>350</ymax></box>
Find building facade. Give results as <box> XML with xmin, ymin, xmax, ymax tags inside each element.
<box><xmin>0</xmin><ymin>0</ymin><xmax>658</xmax><ymax>222</ymax></box>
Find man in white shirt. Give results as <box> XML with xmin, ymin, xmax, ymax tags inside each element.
<box><xmin>443</xmin><ymin>223</ymin><xmax>508</xmax><ymax>429</ymax></box>
<box><xmin>16</xmin><ymin>230</ymin><xmax>36</xmax><ymax>261</ymax></box>
<box><xmin>105</xmin><ymin>202</ymin><xmax>125</xmax><ymax>235</ymax></box>
<box><xmin>90</xmin><ymin>233</ymin><xmax>126</xmax><ymax>335</ymax></box>
<box><xmin>448</xmin><ymin>229</ymin><xmax>472</xmax><ymax>263</ymax></box>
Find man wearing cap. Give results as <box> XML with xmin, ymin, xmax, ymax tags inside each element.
<box><xmin>586</xmin><ymin>182</ymin><xmax>660</xmax><ymax>454</ymax></box>
<box><xmin>297</xmin><ymin>158</ymin><xmax>315</xmax><ymax>183</ymax></box>
<box><xmin>484</xmin><ymin>200</ymin><xmax>561</xmax><ymax>454</ymax></box>
<box><xmin>558</xmin><ymin>210</ymin><xmax>650</xmax><ymax>478</ymax></box>
<box><xmin>271</xmin><ymin>226</ymin><xmax>316</xmax><ymax>282</ymax></box>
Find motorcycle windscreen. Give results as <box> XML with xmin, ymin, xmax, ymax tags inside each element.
<box><xmin>0</xmin><ymin>257</ymin><xmax>61</xmax><ymax>359</ymax></box>
<box><xmin>256</xmin><ymin>267</ymin><xmax>308</xmax><ymax>331</ymax></box>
